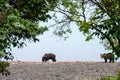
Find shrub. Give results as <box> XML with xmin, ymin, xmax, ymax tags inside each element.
<box><xmin>101</xmin><ymin>70</ymin><xmax>120</xmax><ymax>80</ymax></box>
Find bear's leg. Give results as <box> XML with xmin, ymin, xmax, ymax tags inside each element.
<box><xmin>52</xmin><ymin>58</ymin><xmax>56</xmax><ymax>62</ymax></box>
<box><xmin>111</xmin><ymin>59</ymin><xmax>114</xmax><ymax>63</ymax></box>
<box><xmin>104</xmin><ymin>58</ymin><xmax>107</xmax><ymax>63</ymax></box>
<box><xmin>42</xmin><ymin>58</ymin><xmax>48</xmax><ymax>62</ymax></box>
<box><xmin>109</xmin><ymin>59</ymin><xmax>112</xmax><ymax>63</ymax></box>
<box><xmin>109</xmin><ymin>59</ymin><xmax>114</xmax><ymax>63</ymax></box>
<box><xmin>42</xmin><ymin>58</ymin><xmax>45</xmax><ymax>62</ymax></box>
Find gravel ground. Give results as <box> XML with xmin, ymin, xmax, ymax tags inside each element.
<box><xmin>1</xmin><ymin>62</ymin><xmax>120</xmax><ymax>80</ymax></box>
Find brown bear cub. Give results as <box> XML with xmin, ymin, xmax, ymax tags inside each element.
<box><xmin>100</xmin><ymin>53</ymin><xmax>114</xmax><ymax>63</ymax></box>
<box><xmin>42</xmin><ymin>53</ymin><xmax>56</xmax><ymax>62</ymax></box>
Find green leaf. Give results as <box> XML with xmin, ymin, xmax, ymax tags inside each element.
<box><xmin>86</xmin><ymin>35</ymin><xmax>93</xmax><ymax>41</ymax></box>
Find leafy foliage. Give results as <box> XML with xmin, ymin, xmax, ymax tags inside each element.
<box><xmin>0</xmin><ymin>0</ymin><xmax>58</xmax><ymax>76</ymax></box>
<box><xmin>100</xmin><ymin>70</ymin><xmax>120</xmax><ymax>80</ymax></box>
<box><xmin>52</xmin><ymin>0</ymin><xmax>120</xmax><ymax>58</ymax></box>
<box><xmin>0</xmin><ymin>62</ymin><xmax>10</xmax><ymax>76</ymax></box>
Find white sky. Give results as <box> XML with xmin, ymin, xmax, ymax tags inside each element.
<box><xmin>11</xmin><ymin>9</ymin><xmax>111</xmax><ymax>62</ymax></box>
<box><xmin>10</xmin><ymin>3</ymin><xmax>120</xmax><ymax>62</ymax></box>
<box><xmin>12</xmin><ymin>23</ymin><xmax>108</xmax><ymax>62</ymax></box>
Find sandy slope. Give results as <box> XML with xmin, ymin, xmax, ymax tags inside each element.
<box><xmin>1</xmin><ymin>62</ymin><xmax>120</xmax><ymax>80</ymax></box>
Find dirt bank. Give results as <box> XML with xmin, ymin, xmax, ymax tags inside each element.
<box><xmin>1</xmin><ymin>62</ymin><xmax>120</xmax><ymax>80</ymax></box>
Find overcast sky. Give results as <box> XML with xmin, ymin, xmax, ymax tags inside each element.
<box><xmin>12</xmin><ymin>22</ymin><xmax>109</xmax><ymax>62</ymax></box>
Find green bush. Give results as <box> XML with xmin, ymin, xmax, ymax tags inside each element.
<box><xmin>0</xmin><ymin>61</ymin><xmax>10</xmax><ymax>76</ymax></box>
<box><xmin>101</xmin><ymin>70</ymin><xmax>120</xmax><ymax>80</ymax></box>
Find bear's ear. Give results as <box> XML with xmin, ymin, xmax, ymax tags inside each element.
<box><xmin>44</xmin><ymin>53</ymin><xmax>47</xmax><ymax>56</ymax></box>
<box><xmin>45</xmin><ymin>53</ymin><xmax>48</xmax><ymax>55</ymax></box>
